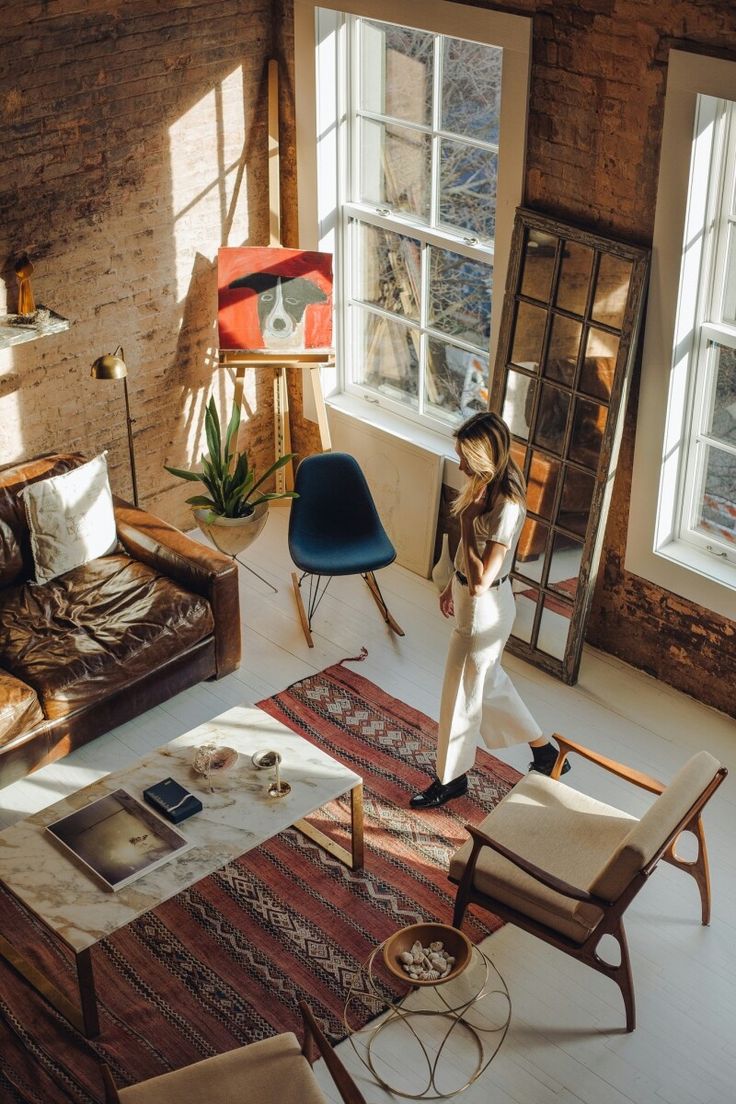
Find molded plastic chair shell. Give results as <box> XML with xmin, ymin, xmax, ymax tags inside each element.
<box><xmin>288</xmin><ymin>452</ymin><xmax>396</xmax><ymax>576</ymax></box>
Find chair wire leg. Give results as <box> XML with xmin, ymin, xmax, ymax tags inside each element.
<box><xmin>290</xmin><ymin>573</ymin><xmax>332</xmax><ymax>648</ymax></box>
<box><xmin>362</xmin><ymin>572</ymin><xmax>405</xmax><ymax>636</ymax></box>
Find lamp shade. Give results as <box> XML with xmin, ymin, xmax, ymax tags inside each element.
<box><xmin>91</xmin><ymin>353</ymin><xmax>127</xmax><ymax>380</ymax></box>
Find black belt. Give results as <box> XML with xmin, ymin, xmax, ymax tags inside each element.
<box><xmin>455</xmin><ymin>570</ymin><xmax>508</xmax><ymax>589</ymax></box>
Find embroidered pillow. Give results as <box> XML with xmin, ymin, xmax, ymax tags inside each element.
<box><xmin>19</xmin><ymin>453</ymin><xmax>118</xmax><ymax>585</ymax></box>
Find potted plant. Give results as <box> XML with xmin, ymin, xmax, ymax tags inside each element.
<box><xmin>165</xmin><ymin>397</ymin><xmax>297</xmax><ymax>557</ymax></box>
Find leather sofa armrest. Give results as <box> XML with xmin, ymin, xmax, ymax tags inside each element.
<box><xmin>114</xmin><ymin>498</ymin><xmax>241</xmax><ymax>677</ymax></box>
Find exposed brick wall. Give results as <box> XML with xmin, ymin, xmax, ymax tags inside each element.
<box><xmin>0</xmin><ymin>0</ymin><xmax>277</xmax><ymax>528</ymax></box>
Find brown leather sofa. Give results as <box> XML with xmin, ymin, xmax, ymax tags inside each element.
<box><xmin>0</xmin><ymin>453</ymin><xmax>241</xmax><ymax>789</ymax></box>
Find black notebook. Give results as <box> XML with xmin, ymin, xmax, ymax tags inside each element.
<box><xmin>143</xmin><ymin>778</ymin><xmax>202</xmax><ymax>824</ymax></box>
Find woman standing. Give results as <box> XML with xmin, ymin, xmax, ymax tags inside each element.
<box><xmin>411</xmin><ymin>411</ymin><xmax>569</xmax><ymax>809</ymax></box>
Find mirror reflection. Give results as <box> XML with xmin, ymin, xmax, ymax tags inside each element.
<box><xmin>533</xmin><ymin>383</ymin><xmax>569</xmax><ymax>456</ymax></box>
<box><xmin>520</xmin><ymin>228</ymin><xmax>556</xmax><ymax>301</ymax></box>
<box><xmin>556</xmin><ymin>241</ymin><xmax>594</xmax><ymax>315</ymax></box>
<box><xmin>511</xmin><ymin>302</ymin><xmax>546</xmax><ymax>366</ymax></box>
<box><xmin>545</xmin><ymin>314</ymin><xmax>582</xmax><ymax>386</ymax></box>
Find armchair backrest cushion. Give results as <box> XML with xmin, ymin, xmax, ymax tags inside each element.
<box><xmin>591</xmin><ymin>751</ymin><xmax>722</xmax><ymax>901</ymax></box>
<box><xmin>0</xmin><ymin>454</ymin><xmax>87</xmax><ymax>589</ymax></box>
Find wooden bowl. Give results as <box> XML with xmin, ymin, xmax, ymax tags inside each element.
<box><xmin>382</xmin><ymin>923</ymin><xmax>472</xmax><ymax>986</ymax></box>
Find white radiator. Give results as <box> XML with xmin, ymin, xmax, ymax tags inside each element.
<box><xmin>327</xmin><ymin>406</ymin><xmax>443</xmax><ymax>578</ymax></box>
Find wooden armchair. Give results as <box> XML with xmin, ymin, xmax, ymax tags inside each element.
<box><xmin>101</xmin><ymin>1001</ymin><xmax>366</xmax><ymax>1103</ymax></box>
<box><xmin>449</xmin><ymin>735</ymin><xmax>727</xmax><ymax>1031</ymax></box>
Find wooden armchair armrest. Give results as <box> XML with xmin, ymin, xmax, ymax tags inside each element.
<box><xmin>299</xmin><ymin>1001</ymin><xmax>366</xmax><ymax>1104</ymax></box>
<box><xmin>465</xmin><ymin>824</ymin><xmax>612</xmax><ymax>907</ymax></box>
<box><xmin>552</xmin><ymin>733</ymin><xmax>665</xmax><ymax>794</ymax></box>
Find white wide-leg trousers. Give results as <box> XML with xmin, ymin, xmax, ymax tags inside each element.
<box><xmin>436</xmin><ymin>575</ymin><xmax>542</xmax><ymax>784</ymax></box>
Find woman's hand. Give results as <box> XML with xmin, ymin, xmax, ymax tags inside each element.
<box><xmin>439</xmin><ymin>578</ymin><xmax>454</xmax><ymax>618</ymax></box>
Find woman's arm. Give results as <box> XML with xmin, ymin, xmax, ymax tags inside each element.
<box><xmin>461</xmin><ymin>514</ymin><xmax>507</xmax><ymax>595</ymax></box>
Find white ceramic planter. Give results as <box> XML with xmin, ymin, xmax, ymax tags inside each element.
<box><xmin>193</xmin><ymin>502</ymin><xmax>269</xmax><ymax>557</ymax></box>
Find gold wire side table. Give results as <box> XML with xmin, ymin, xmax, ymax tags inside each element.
<box><xmin>343</xmin><ymin>934</ymin><xmax>511</xmax><ymax>1099</ymax></box>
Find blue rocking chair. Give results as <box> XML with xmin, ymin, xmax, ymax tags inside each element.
<box><xmin>288</xmin><ymin>452</ymin><xmax>405</xmax><ymax>647</ymax></box>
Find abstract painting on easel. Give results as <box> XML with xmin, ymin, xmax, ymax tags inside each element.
<box><xmin>217</xmin><ymin>247</ymin><xmax>333</xmax><ymax>352</ymax></box>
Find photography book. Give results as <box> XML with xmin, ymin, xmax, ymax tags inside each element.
<box><xmin>143</xmin><ymin>777</ymin><xmax>203</xmax><ymax>824</ymax></box>
<box><xmin>45</xmin><ymin>788</ymin><xmax>191</xmax><ymax>893</ymax></box>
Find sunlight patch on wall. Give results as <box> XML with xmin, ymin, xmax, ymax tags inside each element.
<box><xmin>168</xmin><ymin>67</ymin><xmax>250</xmax><ymax>302</ymax></box>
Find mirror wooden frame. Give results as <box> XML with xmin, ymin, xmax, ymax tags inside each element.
<box><xmin>490</xmin><ymin>207</ymin><xmax>650</xmax><ymax>684</ymax></box>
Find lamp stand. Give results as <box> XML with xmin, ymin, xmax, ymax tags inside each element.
<box><xmin>122</xmin><ymin>376</ymin><xmax>139</xmax><ymax>507</ymax></box>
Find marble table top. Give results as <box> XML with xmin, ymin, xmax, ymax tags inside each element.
<box><xmin>0</xmin><ymin>705</ymin><xmax>361</xmax><ymax>953</ymax></box>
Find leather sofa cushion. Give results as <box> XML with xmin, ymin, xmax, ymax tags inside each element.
<box><xmin>0</xmin><ymin>554</ymin><xmax>215</xmax><ymax>720</ymax></box>
<box><xmin>0</xmin><ymin>668</ymin><xmax>44</xmax><ymax>748</ymax></box>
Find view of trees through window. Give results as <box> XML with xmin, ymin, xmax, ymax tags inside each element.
<box><xmin>343</xmin><ymin>17</ymin><xmax>502</xmax><ymax>427</ymax></box>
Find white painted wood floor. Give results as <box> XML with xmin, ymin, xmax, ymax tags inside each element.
<box><xmin>1</xmin><ymin>507</ymin><xmax>734</xmax><ymax>1104</ymax></box>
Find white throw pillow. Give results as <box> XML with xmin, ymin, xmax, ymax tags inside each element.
<box><xmin>20</xmin><ymin>453</ymin><xmax>118</xmax><ymax>585</ymax></box>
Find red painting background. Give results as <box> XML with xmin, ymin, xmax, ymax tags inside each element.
<box><xmin>217</xmin><ymin>247</ymin><xmax>333</xmax><ymax>350</ymax></box>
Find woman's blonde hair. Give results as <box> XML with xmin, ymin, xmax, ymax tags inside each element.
<box><xmin>451</xmin><ymin>411</ymin><xmax>526</xmax><ymax>517</ymax></box>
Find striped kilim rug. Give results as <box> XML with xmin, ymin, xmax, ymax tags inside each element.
<box><xmin>0</xmin><ymin>659</ymin><xmax>521</xmax><ymax>1103</ymax></box>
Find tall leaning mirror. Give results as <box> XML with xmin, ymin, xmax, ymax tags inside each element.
<box><xmin>491</xmin><ymin>208</ymin><xmax>650</xmax><ymax>684</ymax></box>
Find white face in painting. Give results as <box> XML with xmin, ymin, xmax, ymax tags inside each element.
<box><xmin>260</xmin><ymin>278</ymin><xmax>304</xmax><ymax>348</ymax></box>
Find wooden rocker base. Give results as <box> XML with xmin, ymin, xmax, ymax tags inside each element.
<box><xmin>291</xmin><ymin>571</ymin><xmax>404</xmax><ymax>648</ymax></box>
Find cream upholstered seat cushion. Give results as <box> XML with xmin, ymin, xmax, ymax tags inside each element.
<box><xmin>449</xmin><ymin>772</ymin><xmax>637</xmax><ymax>943</ymax></box>
<box><xmin>117</xmin><ymin>1032</ymin><xmax>326</xmax><ymax>1104</ymax></box>
<box><xmin>591</xmin><ymin>751</ymin><xmax>721</xmax><ymax>902</ymax></box>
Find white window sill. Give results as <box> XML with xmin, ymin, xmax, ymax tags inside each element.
<box><xmin>325</xmin><ymin>393</ymin><xmax>464</xmax><ymax>488</ymax></box>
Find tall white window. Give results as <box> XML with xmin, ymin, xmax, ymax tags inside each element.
<box><xmin>628</xmin><ymin>51</ymin><xmax>736</xmax><ymax>617</ymax></box>
<box><xmin>295</xmin><ymin>0</ymin><xmax>531</xmax><ymax>437</ymax></box>
<box><xmin>678</xmin><ymin>98</ymin><xmax>736</xmax><ymax>562</ymax></box>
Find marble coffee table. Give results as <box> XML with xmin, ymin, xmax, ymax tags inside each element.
<box><xmin>0</xmin><ymin>705</ymin><xmax>363</xmax><ymax>1038</ymax></box>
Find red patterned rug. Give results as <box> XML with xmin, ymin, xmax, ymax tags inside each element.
<box><xmin>0</xmin><ymin>660</ymin><xmax>520</xmax><ymax>1103</ymax></box>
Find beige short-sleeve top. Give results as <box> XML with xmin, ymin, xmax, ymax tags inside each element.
<box><xmin>454</xmin><ymin>494</ymin><xmax>525</xmax><ymax>579</ymax></box>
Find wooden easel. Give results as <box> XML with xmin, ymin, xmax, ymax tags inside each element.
<box><xmin>218</xmin><ymin>59</ymin><xmax>332</xmax><ymax>502</ymax></box>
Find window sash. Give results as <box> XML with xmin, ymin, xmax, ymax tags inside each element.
<box><xmin>677</xmin><ymin>99</ymin><xmax>736</xmax><ymax>564</ymax></box>
<box><xmin>340</xmin><ymin>13</ymin><xmax>500</xmax><ymax>430</ymax></box>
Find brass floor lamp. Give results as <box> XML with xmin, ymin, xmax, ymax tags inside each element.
<box><xmin>90</xmin><ymin>346</ymin><xmax>139</xmax><ymax>506</ymax></box>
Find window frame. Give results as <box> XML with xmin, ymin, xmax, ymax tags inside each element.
<box><xmin>294</xmin><ymin>0</ymin><xmax>531</xmax><ymax>436</ymax></box>
<box><xmin>626</xmin><ymin>50</ymin><xmax>736</xmax><ymax>619</ymax></box>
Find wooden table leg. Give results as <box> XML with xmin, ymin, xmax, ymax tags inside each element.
<box><xmin>0</xmin><ymin>932</ymin><xmax>99</xmax><ymax>1038</ymax></box>
<box><xmin>76</xmin><ymin>947</ymin><xmax>100</xmax><ymax>1038</ymax></box>
<box><xmin>294</xmin><ymin>781</ymin><xmax>365</xmax><ymax>871</ymax></box>
<box><xmin>350</xmin><ymin>782</ymin><xmax>364</xmax><ymax>870</ymax></box>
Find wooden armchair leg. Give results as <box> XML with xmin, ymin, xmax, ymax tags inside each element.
<box><xmin>591</xmin><ymin>923</ymin><xmax>636</xmax><ymax>1032</ymax></box>
<box><xmin>663</xmin><ymin>815</ymin><xmax>712</xmax><ymax>925</ymax></box>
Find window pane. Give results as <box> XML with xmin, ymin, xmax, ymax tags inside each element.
<box><xmin>438</xmin><ymin>138</ymin><xmax>497</xmax><ymax>240</ymax></box>
<box><xmin>556</xmin><ymin>241</ymin><xmax>594</xmax><ymax>315</ymax></box>
<box><xmin>722</xmin><ymin>223</ymin><xmax>736</xmax><ymax>324</ymax></box>
<box><xmin>426</xmin><ymin>340</ymin><xmax>489</xmax><ymax>423</ymax></box>
<box><xmin>511</xmin><ymin>580</ymin><xmax>537</xmax><ymax>643</ymax></box>
<box><xmin>352</xmin><ymin>222</ymin><xmax>421</xmax><ymax>320</ymax></box>
<box><xmin>538</xmin><ymin>594</ymin><xmax>571</xmax><ymax>659</ymax></box>
<box><xmin>520</xmin><ymin>228</ymin><xmax>557</xmax><ymax>302</ymax></box>
<box><xmin>440</xmin><ymin>38</ymin><xmax>502</xmax><ymax>143</ymax></box>
<box><xmin>705</xmin><ymin>341</ymin><xmax>736</xmax><ymax>447</ymax></box>
<box><xmin>527</xmin><ymin>451</ymin><xmax>560</xmax><ymax>523</ymax></box>
<box><xmin>502</xmin><ymin>370</ymin><xmax>536</xmax><ymax>440</ymax></box>
<box><xmin>697</xmin><ymin>445</ymin><xmax>736</xmax><ymax>549</ymax></box>
<box><xmin>352</xmin><ymin>306</ymin><xmax>419</xmax><ymax>408</ymax></box>
<box><xmin>360</xmin><ymin>20</ymin><xmax>433</xmax><ymax>126</ymax></box>
<box><xmin>591</xmin><ymin>253</ymin><xmax>632</xmax><ymax>329</ymax></box>
<box><xmin>428</xmin><ymin>247</ymin><xmax>491</xmax><ymax>347</ymax></box>
<box><xmin>545</xmin><ymin>314</ymin><xmax>582</xmax><ymax>386</ymax></box>
<box><xmin>510</xmin><ymin>302</ymin><xmax>546</xmax><ymax>367</ymax></box>
<box><xmin>533</xmin><ymin>384</ymin><xmax>569</xmax><ymax>456</ymax></box>
<box><xmin>569</xmin><ymin>396</ymin><xmax>607</xmax><ymax>469</ymax></box>
<box><xmin>359</xmin><ymin>119</ymin><xmax>431</xmax><ymax>221</ymax></box>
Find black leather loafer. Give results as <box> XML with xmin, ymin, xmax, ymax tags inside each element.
<box><xmin>410</xmin><ymin>774</ymin><xmax>468</xmax><ymax>809</ymax></box>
